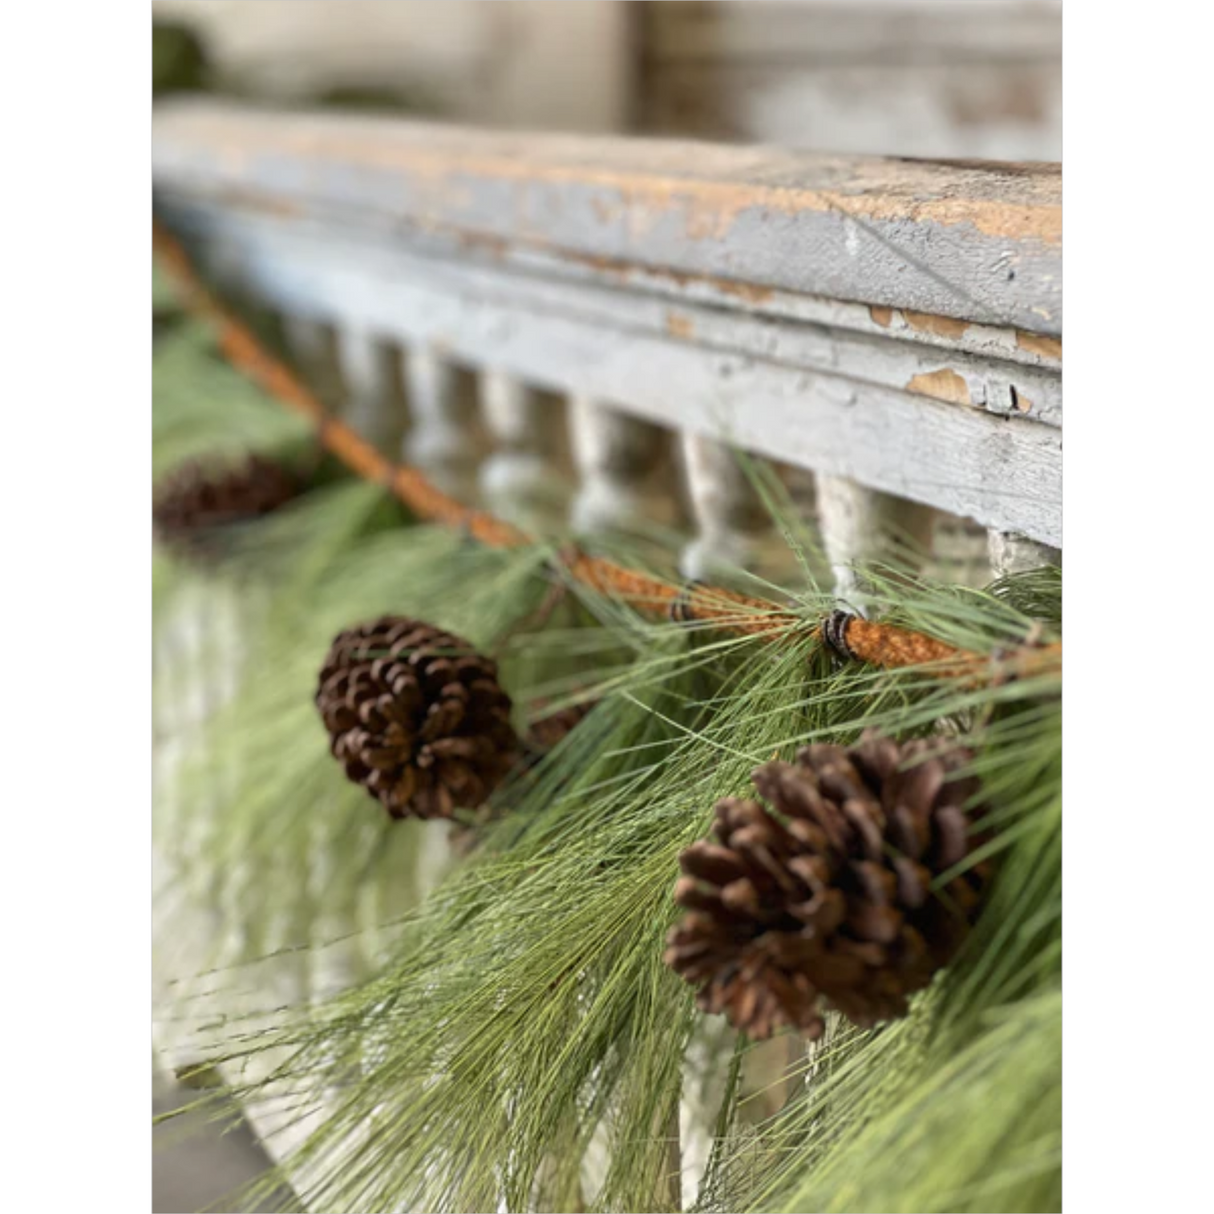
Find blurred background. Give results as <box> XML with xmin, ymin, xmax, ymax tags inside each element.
<box><xmin>152</xmin><ymin>3</ymin><xmax>1060</xmax><ymax>1210</ymax></box>
<box><xmin>154</xmin><ymin>0</ymin><xmax>1060</xmax><ymax>156</ymax></box>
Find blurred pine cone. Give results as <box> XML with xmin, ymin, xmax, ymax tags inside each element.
<box><xmin>664</xmin><ymin>732</ymin><xmax>990</xmax><ymax>1039</ymax></box>
<box><xmin>316</xmin><ymin>617</ymin><xmax>521</xmax><ymax>820</ymax></box>
<box><xmin>525</xmin><ymin>700</ymin><xmax>594</xmax><ymax>752</ymax></box>
<box><xmin>153</xmin><ymin>453</ymin><xmax>299</xmax><ymax>556</ymax></box>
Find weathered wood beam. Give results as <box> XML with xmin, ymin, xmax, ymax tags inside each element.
<box><xmin>152</xmin><ymin>101</ymin><xmax>1062</xmax><ymax>547</ymax></box>
<box><xmin>152</xmin><ymin>100</ymin><xmax>1060</xmax><ymax>334</ymax></box>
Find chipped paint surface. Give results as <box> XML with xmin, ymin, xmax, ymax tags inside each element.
<box><xmin>162</xmin><ymin>190</ymin><xmax>1061</xmax><ymax>427</ymax></box>
<box><xmin>1016</xmin><ymin>331</ymin><xmax>1062</xmax><ymax>361</ymax></box>
<box><xmin>868</xmin><ymin>306</ymin><xmax>971</xmax><ymax>340</ymax></box>
<box><xmin>154</xmin><ymin>102</ymin><xmax>1063</xmax><ymax>544</ymax></box>
<box><xmin>665</xmin><ymin>311</ymin><xmax>695</xmax><ymax>340</ymax></box>
<box><xmin>902</xmin><ymin>310</ymin><xmax>971</xmax><ymax>340</ymax></box>
<box><xmin>907</xmin><ymin>369</ymin><xmax>972</xmax><ymax>406</ymax></box>
<box><xmin>712</xmin><ymin>278</ymin><xmax>776</xmax><ymax>306</ymax></box>
<box><xmin>154</xmin><ymin>102</ymin><xmax>1062</xmax><ymax>334</ymax></box>
<box><xmin>455</xmin><ymin>230</ymin><xmax>509</xmax><ymax>259</ymax></box>
<box><xmin>177</xmin><ymin>104</ymin><xmax>1061</xmax><ymax>243</ymax></box>
<box><xmin>157</xmin><ymin>189</ymin><xmax>1062</xmax><ymax>544</ymax></box>
<box><xmin>539</xmin><ymin>247</ymin><xmax>776</xmax><ymax>306</ymax></box>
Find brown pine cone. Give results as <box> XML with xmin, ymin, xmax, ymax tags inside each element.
<box><xmin>153</xmin><ymin>452</ymin><xmax>299</xmax><ymax>554</ymax></box>
<box><xmin>316</xmin><ymin>617</ymin><xmax>522</xmax><ymax>820</ymax></box>
<box><xmin>525</xmin><ymin>700</ymin><xmax>595</xmax><ymax>752</ymax></box>
<box><xmin>664</xmin><ymin>732</ymin><xmax>990</xmax><ymax>1039</ymax></box>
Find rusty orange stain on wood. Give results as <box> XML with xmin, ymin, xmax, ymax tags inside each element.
<box><xmin>547</xmin><ymin>246</ymin><xmax>774</xmax><ymax>304</ymax></box>
<box><xmin>868</xmin><ymin>305</ymin><xmax>971</xmax><ymax>339</ymax></box>
<box><xmin>902</xmin><ymin>310</ymin><xmax>971</xmax><ymax>340</ymax></box>
<box><xmin>486</xmin><ymin>167</ymin><xmax>1054</xmax><ymax>246</ymax></box>
<box><xmin>712</xmin><ymin>277</ymin><xmax>774</xmax><ymax>305</ymax></box>
<box><xmin>505</xmin><ymin>167</ymin><xmax>1054</xmax><ymax>245</ymax></box>
<box><xmin>455</xmin><ymin>230</ymin><xmax>508</xmax><ymax>259</ymax></box>
<box><xmin>907</xmin><ymin>368</ymin><xmax>971</xmax><ymax>406</ymax></box>
<box><xmin>210</xmin><ymin>188</ymin><xmax>301</xmax><ymax>220</ymax></box>
<box><xmin>1016</xmin><ymin>331</ymin><xmax>1063</xmax><ymax>361</ymax></box>
<box><xmin>159</xmin><ymin>109</ymin><xmax>1062</xmax><ymax>246</ymax></box>
<box><xmin>665</xmin><ymin>311</ymin><xmax>695</xmax><ymax>339</ymax></box>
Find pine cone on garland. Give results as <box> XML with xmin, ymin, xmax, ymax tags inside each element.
<box><xmin>153</xmin><ymin>452</ymin><xmax>299</xmax><ymax>556</ymax></box>
<box><xmin>316</xmin><ymin>617</ymin><xmax>521</xmax><ymax>820</ymax></box>
<box><xmin>664</xmin><ymin>733</ymin><xmax>990</xmax><ymax>1039</ymax></box>
<box><xmin>525</xmin><ymin>700</ymin><xmax>595</xmax><ymax>753</ymax></box>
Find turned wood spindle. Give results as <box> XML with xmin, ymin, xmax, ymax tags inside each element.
<box><xmin>569</xmin><ymin>394</ymin><xmax>676</xmax><ymax>534</ymax></box>
<box><xmin>402</xmin><ymin>345</ymin><xmax>483</xmax><ymax>501</ymax></box>
<box><xmin>479</xmin><ymin>368</ymin><xmax>570</xmax><ymax>529</ymax></box>
<box><xmin>815</xmin><ymin>475</ymin><xmax>936</xmax><ymax>609</ymax></box>
<box><xmin>335</xmin><ymin>325</ymin><xmax>408</xmax><ymax>454</ymax></box>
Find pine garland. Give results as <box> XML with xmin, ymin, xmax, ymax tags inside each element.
<box><xmin>152</xmin><ymin>220</ymin><xmax>1062</xmax><ymax>1214</ymax></box>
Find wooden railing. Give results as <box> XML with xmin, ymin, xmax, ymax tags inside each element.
<box><xmin>152</xmin><ymin>99</ymin><xmax>1060</xmax><ymax>590</ymax></box>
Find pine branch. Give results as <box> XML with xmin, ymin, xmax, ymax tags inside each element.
<box><xmin>153</xmin><ymin>216</ymin><xmax>1061</xmax><ymax>1214</ymax></box>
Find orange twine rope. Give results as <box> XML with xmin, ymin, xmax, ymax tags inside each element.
<box><xmin>153</xmin><ymin>220</ymin><xmax>1060</xmax><ymax>685</ymax></box>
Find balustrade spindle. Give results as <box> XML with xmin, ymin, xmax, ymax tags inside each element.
<box><xmin>569</xmin><ymin>396</ymin><xmax>677</xmax><ymax>535</ymax></box>
<box><xmin>679</xmin><ymin>434</ymin><xmax>787</xmax><ymax>584</ymax></box>
<box><xmin>403</xmin><ymin>346</ymin><xmax>483</xmax><ymax>502</ymax></box>
<box><xmin>815</xmin><ymin>475</ymin><xmax>936</xmax><ymax>608</ymax></box>
<box><xmin>931</xmin><ymin>515</ymin><xmax>1000</xmax><ymax>589</ymax></box>
<box><xmin>335</xmin><ymin>325</ymin><xmax>408</xmax><ymax>454</ymax></box>
<box><xmin>480</xmin><ymin>369</ymin><xmax>570</xmax><ymax>529</ymax></box>
<box><xmin>988</xmin><ymin>529</ymin><xmax>1062</xmax><ymax>578</ymax></box>
<box><xmin>281</xmin><ymin>315</ymin><xmax>344</xmax><ymax>410</ymax></box>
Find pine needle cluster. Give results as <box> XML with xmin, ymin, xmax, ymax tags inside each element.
<box><xmin>153</xmin><ymin>291</ymin><xmax>1061</xmax><ymax>1214</ymax></box>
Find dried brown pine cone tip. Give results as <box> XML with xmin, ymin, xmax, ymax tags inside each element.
<box><xmin>525</xmin><ymin>700</ymin><xmax>595</xmax><ymax>752</ymax></box>
<box><xmin>316</xmin><ymin>617</ymin><xmax>521</xmax><ymax>820</ymax></box>
<box><xmin>153</xmin><ymin>453</ymin><xmax>299</xmax><ymax>553</ymax></box>
<box><xmin>664</xmin><ymin>732</ymin><xmax>990</xmax><ymax>1040</ymax></box>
